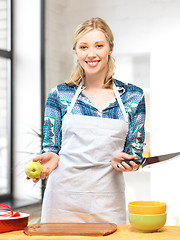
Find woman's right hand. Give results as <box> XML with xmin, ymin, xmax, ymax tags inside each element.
<box><xmin>111</xmin><ymin>152</ymin><xmax>139</xmax><ymax>172</ymax></box>
<box><xmin>26</xmin><ymin>152</ymin><xmax>60</xmax><ymax>183</ymax></box>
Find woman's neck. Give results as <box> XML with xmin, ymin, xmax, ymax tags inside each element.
<box><xmin>84</xmin><ymin>73</ymin><xmax>106</xmax><ymax>89</ymax></box>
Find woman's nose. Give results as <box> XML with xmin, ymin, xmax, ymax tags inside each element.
<box><xmin>87</xmin><ymin>47</ymin><xmax>96</xmax><ymax>57</ymax></box>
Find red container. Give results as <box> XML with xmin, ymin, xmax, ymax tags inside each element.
<box><xmin>0</xmin><ymin>213</ymin><xmax>29</xmax><ymax>233</ymax></box>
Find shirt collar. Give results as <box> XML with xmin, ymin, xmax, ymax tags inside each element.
<box><xmin>114</xmin><ymin>79</ymin><xmax>126</xmax><ymax>96</ymax></box>
<box><xmin>68</xmin><ymin>79</ymin><xmax>126</xmax><ymax>96</ymax></box>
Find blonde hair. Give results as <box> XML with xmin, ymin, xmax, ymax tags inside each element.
<box><xmin>66</xmin><ymin>17</ymin><xmax>115</xmax><ymax>88</ymax></box>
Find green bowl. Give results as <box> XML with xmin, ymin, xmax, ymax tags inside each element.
<box><xmin>128</xmin><ymin>213</ymin><xmax>167</xmax><ymax>233</ymax></box>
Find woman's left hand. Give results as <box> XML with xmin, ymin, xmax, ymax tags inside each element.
<box><xmin>111</xmin><ymin>152</ymin><xmax>140</xmax><ymax>172</ymax></box>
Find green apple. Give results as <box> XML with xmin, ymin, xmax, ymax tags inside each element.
<box><xmin>25</xmin><ymin>161</ymin><xmax>43</xmax><ymax>179</ymax></box>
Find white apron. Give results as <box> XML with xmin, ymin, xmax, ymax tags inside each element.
<box><xmin>41</xmin><ymin>84</ymin><xmax>129</xmax><ymax>224</ymax></box>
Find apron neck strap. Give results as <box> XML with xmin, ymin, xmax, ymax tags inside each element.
<box><xmin>113</xmin><ymin>84</ymin><xmax>128</xmax><ymax>122</ymax></box>
<box><xmin>66</xmin><ymin>83</ymin><xmax>82</xmax><ymax>115</ymax></box>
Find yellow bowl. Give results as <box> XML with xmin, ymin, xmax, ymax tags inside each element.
<box><xmin>129</xmin><ymin>213</ymin><xmax>167</xmax><ymax>233</ymax></box>
<box><xmin>128</xmin><ymin>201</ymin><xmax>166</xmax><ymax>215</ymax></box>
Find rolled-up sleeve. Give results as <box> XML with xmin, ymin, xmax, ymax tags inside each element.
<box><xmin>124</xmin><ymin>94</ymin><xmax>146</xmax><ymax>158</ymax></box>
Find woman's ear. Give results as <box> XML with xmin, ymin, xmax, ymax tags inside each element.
<box><xmin>109</xmin><ymin>48</ymin><xmax>113</xmax><ymax>56</ymax></box>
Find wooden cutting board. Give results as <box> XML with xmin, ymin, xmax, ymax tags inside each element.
<box><xmin>24</xmin><ymin>223</ymin><xmax>117</xmax><ymax>236</ymax></box>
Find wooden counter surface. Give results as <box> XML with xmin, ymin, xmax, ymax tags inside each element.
<box><xmin>1</xmin><ymin>224</ymin><xmax>180</xmax><ymax>240</ymax></box>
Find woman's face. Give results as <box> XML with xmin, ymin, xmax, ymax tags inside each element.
<box><xmin>75</xmin><ymin>29</ymin><xmax>112</xmax><ymax>78</ymax></box>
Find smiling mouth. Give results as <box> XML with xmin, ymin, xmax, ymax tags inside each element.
<box><xmin>85</xmin><ymin>60</ymin><xmax>100</xmax><ymax>67</ymax></box>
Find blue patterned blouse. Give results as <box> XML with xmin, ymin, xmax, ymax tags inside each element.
<box><xmin>42</xmin><ymin>79</ymin><xmax>146</xmax><ymax>158</ymax></box>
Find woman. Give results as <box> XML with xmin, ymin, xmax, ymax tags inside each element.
<box><xmin>30</xmin><ymin>17</ymin><xmax>145</xmax><ymax>224</ymax></box>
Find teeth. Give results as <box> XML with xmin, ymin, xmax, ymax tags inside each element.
<box><xmin>87</xmin><ymin>61</ymin><xmax>98</xmax><ymax>66</ymax></box>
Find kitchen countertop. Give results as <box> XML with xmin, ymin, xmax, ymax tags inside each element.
<box><xmin>1</xmin><ymin>225</ymin><xmax>180</xmax><ymax>240</ymax></box>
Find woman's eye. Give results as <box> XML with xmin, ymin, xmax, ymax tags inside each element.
<box><xmin>80</xmin><ymin>46</ymin><xmax>87</xmax><ymax>50</ymax></box>
<box><xmin>96</xmin><ymin>44</ymin><xmax>103</xmax><ymax>48</ymax></box>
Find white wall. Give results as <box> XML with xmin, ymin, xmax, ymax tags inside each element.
<box><xmin>45</xmin><ymin>0</ymin><xmax>73</xmax><ymax>99</ymax></box>
<box><xmin>13</xmin><ymin>0</ymin><xmax>42</xmax><ymax>201</ymax></box>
